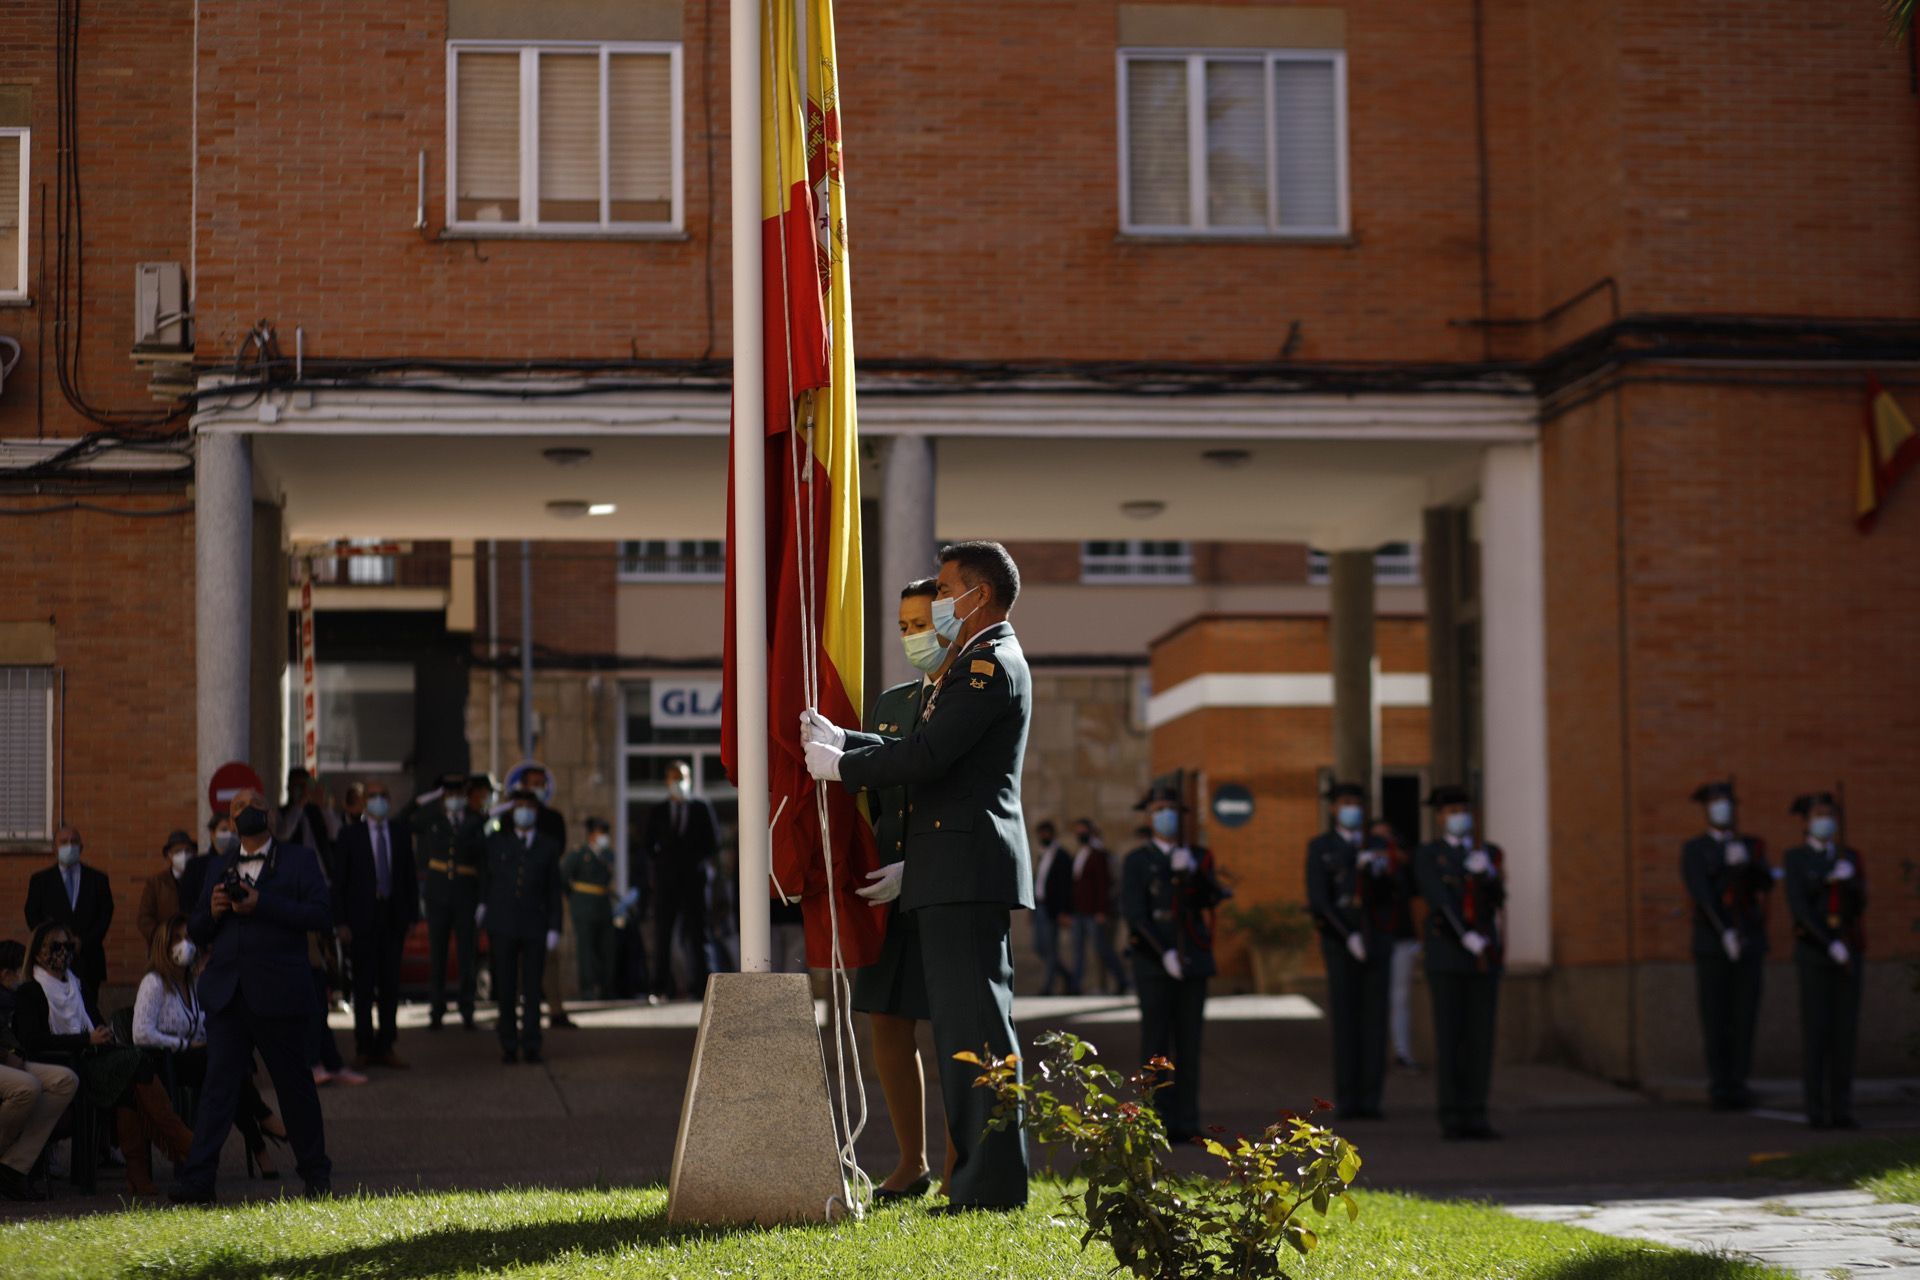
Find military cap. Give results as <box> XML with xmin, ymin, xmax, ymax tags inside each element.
<box><xmin>1690</xmin><ymin>780</ymin><xmax>1736</xmax><ymax>803</ymax></box>
<box><xmin>437</xmin><ymin>771</ymin><xmax>468</xmax><ymax>791</ymax></box>
<box><xmin>1425</xmin><ymin>784</ymin><xmax>1474</xmax><ymax>809</ymax></box>
<box><xmin>1790</xmin><ymin>791</ymin><xmax>1841</xmax><ymax>816</ymax></box>
<box><xmin>508</xmin><ymin>786</ymin><xmax>540</xmax><ymax>805</ymax></box>
<box><xmin>1325</xmin><ymin>780</ymin><xmax>1368</xmax><ymax>802</ymax></box>
<box><xmin>465</xmin><ymin>772</ymin><xmax>496</xmax><ymax>792</ymax></box>
<box><xmin>161</xmin><ymin>828</ymin><xmax>195</xmax><ymax>855</ymax></box>
<box><xmin>584</xmin><ymin>816</ymin><xmax>610</xmax><ymax>834</ymax></box>
<box><xmin>1133</xmin><ymin>783</ymin><xmax>1188</xmax><ymax>812</ymax></box>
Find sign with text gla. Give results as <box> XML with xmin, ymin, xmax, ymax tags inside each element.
<box><xmin>653</xmin><ymin>682</ymin><xmax>724</xmax><ymax>728</ymax></box>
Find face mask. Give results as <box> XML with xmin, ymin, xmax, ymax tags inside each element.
<box><xmin>1336</xmin><ymin>804</ymin><xmax>1365</xmax><ymax>832</ymax></box>
<box><xmin>55</xmin><ymin>844</ymin><xmax>80</xmax><ymax>869</ymax></box>
<box><xmin>1445</xmin><ymin>811</ymin><xmax>1475</xmax><ymax>838</ymax></box>
<box><xmin>366</xmin><ymin>796</ymin><xmax>391</xmax><ymax>819</ymax></box>
<box><xmin>1707</xmin><ymin>798</ymin><xmax>1734</xmax><ymax>828</ymax></box>
<box><xmin>170</xmin><ymin>940</ymin><xmax>196</xmax><ymax>968</ymax></box>
<box><xmin>668</xmin><ymin>780</ymin><xmax>690</xmax><ymax>801</ymax></box>
<box><xmin>930</xmin><ymin>584</ymin><xmax>984</xmax><ymax>643</ymax></box>
<box><xmin>902</xmin><ymin>629</ymin><xmax>946</xmax><ymax>673</ymax></box>
<box><xmin>171</xmin><ymin>851</ymin><xmax>191</xmax><ymax>876</ymax></box>
<box><xmin>444</xmin><ymin>795</ymin><xmax>467</xmax><ymax>817</ymax></box>
<box><xmin>234</xmin><ymin>805</ymin><xmax>269</xmax><ymax>838</ymax></box>
<box><xmin>1809</xmin><ymin>815</ymin><xmax>1838</xmax><ymax>841</ymax></box>
<box><xmin>591</xmin><ymin>833</ymin><xmax>611</xmax><ymax>853</ymax></box>
<box><xmin>513</xmin><ymin>806</ymin><xmax>538</xmax><ymax>830</ymax></box>
<box><xmin>213</xmin><ymin>832</ymin><xmax>239</xmax><ymax>855</ymax></box>
<box><xmin>1150</xmin><ymin>809</ymin><xmax>1181</xmax><ymax>840</ymax></box>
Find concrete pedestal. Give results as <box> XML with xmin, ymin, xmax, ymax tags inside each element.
<box><xmin>666</xmin><ymin>972</ymin><xmax>846</xmax><ymax>1226</ymax></box>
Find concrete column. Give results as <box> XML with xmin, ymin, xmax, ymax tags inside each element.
<box><xmin>878</xmin><ymin>435</ymin><xmax>937</xmax><ymax>691</ymax></box>
<box><xmin>1422</xmin><ymin>507</ymin><xmax>1465</xmax><ymax>790</ymax></box>
<box><xmin>1327</xmin><ymin>549</ymin><xmax>1375</xmax><ymax>794</ymax></box>
<box><xmin>195</xmin><ymin>432</ymin><xmax>254</xmax><ymax>829</ymax></box>
<box><xmin>1478</xmin><ymin>443</ymin><xmax>1551</xmax><ymax>968</ymax></box>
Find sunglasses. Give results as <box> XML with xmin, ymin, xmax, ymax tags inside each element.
<box><xmin>43</xmin><ymin>942</ymin><xmax>71</xmax><ymax>956</ymax></box>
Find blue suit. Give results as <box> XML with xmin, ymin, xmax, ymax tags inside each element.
<box><xmin>176</xmin><ymin>839</ymin><xmax>334</xmax><ymax>1194</ymax></box>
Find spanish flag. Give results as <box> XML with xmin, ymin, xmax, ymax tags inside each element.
<box><xmin>722</xmin><ymin>0</ymin><xmax>885</xmax><ymax>969</ymax></box>
<box><xmin>1858</xmin><ymin>377</ymin><xmax>1920</xmax><ymax>531</ymax></box>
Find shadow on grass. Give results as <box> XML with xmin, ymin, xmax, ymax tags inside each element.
<box><xmin>1749</xmin><ymin>1134</ymin><xmax>1920</xmax><ymax>1189</ymax></box>
<box><xmin>1526</xmin><ymin>1253</ymin><xmax>1782</xmax><ymax>1280</ymax></box>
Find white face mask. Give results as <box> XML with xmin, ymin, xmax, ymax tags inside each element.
<box><xmin>930</xmin><ymin>583</ymin><xmax>984</xmax><ymax>642</ymax></box>
<box><xmin>170</xmin><ymin>939</ymin><xmax>197</xmax><ymax>968</ymax></box>
<box><xmin>590</xmin><ymin>833</ymin><xmax>611</xmax><ymax>853</ymax></box>
<box><xmin>1445</xmin><ymin>811</ymin><xmax>1475</xmax><ymax>839</ymax></box>
<box><xmin>444</xmin><ymin>795</ymin><xmax>467</xmax><ymax>817</ymax></box>
<box><xmin>901</xmin><ymin>628</ymin><xmax>946</xmax><ymax>673</ymax></box>
<box><xmin>171</xmin><ymin>851</ymin><xmax>191</xmax><ymax>876</ymax></box>
<box><xmin>512</xmin><ymin>806</ymin><xmax>538</xmax><ymax>831</ymax></box>
<box><xmin>667</xmin><ymin>780</ymin><xmax>690</xmax><ymax>802</ymax></box>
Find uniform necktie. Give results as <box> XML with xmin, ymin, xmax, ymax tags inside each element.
<box><xmin>674</xmin><ymin>801</ymin><xmax>686</xmax><ymax>835</ymax></box>
<box><xmin>65</xmin><ymin>865</ymin><xmax>79</xmax><ymax>909</ymax></box>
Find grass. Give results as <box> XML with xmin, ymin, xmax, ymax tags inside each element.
<box><xmin>0</xmin><ymin>1183</ymin><xmax>1791</xmax><ymax>1280</ymax></box>
<box><xmin>1749</xmin><ymin>1136</ymin><xmax>1920</xmax><ymax>1204</ymax></box>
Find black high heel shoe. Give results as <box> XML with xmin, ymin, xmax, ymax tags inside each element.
<box><xmin>247</xmin><ymin>1131</ymin><xmax>286</xmax><ymax>1181</ymax></box>
<box><xmin>872</xmin><ymin>1173</ymin><xmax>934</xmax><ymax>1203</ymax></box>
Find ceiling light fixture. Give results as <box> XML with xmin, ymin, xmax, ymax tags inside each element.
<box><xmin>1120</xmin><ymin>500</ymin><xmax>1166</xmax><ymax>520</ymax></box>
<box><xmin>541</xmin><ymin>447</ymin><xmax>593</xmax><ymax>467</ymax></box>
<box><xmin>587</xmin><ymin>503</ymin><xmax>617</xmax><ymax>516</ymax></box>
<box><xmin>545</xmin><ymin>500</ymin><xmax>590</xmax><ymax>520</ymax></box>
<box><xmin>1202</xmin><ymin>447</ymin><xmax>1252</xmax><ymax>469</ymax></box>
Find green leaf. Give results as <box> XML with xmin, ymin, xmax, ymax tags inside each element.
<box><xmin>1341</xmin><ymin>1192</ymin><xmax>1360</xmax><ymax>1222</ymax></box>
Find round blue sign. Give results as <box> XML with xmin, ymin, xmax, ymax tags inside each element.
<box><xmin>1211</xmin><ymin>783</ymin><xmax>1255</xmax><ymax>829</ymax></box>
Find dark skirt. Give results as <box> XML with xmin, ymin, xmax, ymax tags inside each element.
<box><xmin>851</xmin><ymin>905</ymin><xmax>930</xmax><ymax>1022</ymax></box>
<box><xmin>78</xmin><ymin>1045</ymin><xmax>147</xmax><ymax>1110</ymax></box>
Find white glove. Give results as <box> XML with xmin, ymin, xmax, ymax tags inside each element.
<box><xmin>1724</xmin><ymin>841</ymin><xmax>1749</xmax><ymax>867</ymax></box>
<box><xmin>803</xmin><ymin>738</ymin><xmax>844</xmax><ymax>781</ymax></box>
<box><xmin>1346</xmin><ymin>932</ymin><xmax>1368</xmax><ymax>964</ymax></box>
<box><xmin>1828</xmin><ymin>859</ymin><xmax>1856</xmax><ymax>883</ymax></box>
<box><xmin>1721</xmin><ymin>929</ymin><xmax>1742</xmax><ymax>962</ymax></box>
<box><xmin>1362</xmin><ymin>852</ymin><xmax>1389</xmax><ymax>878</ymax></box>
<box><xmin>1161</xmin><ymin>949</ymin><xmax>1184</xmax><ymax>980</ymax></box>
<box><xmin>1169</xmin><ymin>847</ymin><xmax>1197</xmax><ymax>874</ymax></box>
<box><xmin>1461</xmin><ymin>931</ymin><xmax>1490</xmax><ymax>958</ymax></box>
<box><xmin>1464</xmin><ymin>850</ymin><xmax>1493</xmax><ymax>876</ymax></box>
<box><xmin>474</xmin><ymin>904</ymin><xmax>487</xmax><ymax>928</ymax></box>
<box><xmin>799</xmin><ymin>708</ymin><xmax>845</xmax><ymax>751</ymax></box>
<box><xmin>545</xmin><ymin>929</ymin><xmax>561</xmax><ymax>953</ymax></box>
<box><xmin>855</xmin><ymin>862</ymin><xmax>904</xmax><ymax>903</ymax></box>
<box><xmin>1828</xmin><ymin>940</ymin><xmax>1851</xmax><ymax>966</ymax></box>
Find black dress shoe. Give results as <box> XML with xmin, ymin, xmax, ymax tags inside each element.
<box><xmin>168</xmin><ymin>1185</ymin><xmax>216</xmax><ymax>1207</ymax></box>
<box><xmin>1833</xmin><ymin>1116</ymin><xmax>1861</xmax><ymax>1130</ymax></box>
<box><xmin>872</xmin><ymin>1173</ymin><xmax>934</xmax><ymax>1203</ymax></box>
<box><xmin>1463</xmin><ymin>1124</ymin><xmax>1504</xmax><ymax>1141</ymax></box>
<box><xmin>929</xmin><ymin>1201</ymin><xmax>1020</xmax><ymax>1216</ymax></box>
<box><xmin>501</xmin><ymin>1048</ymin><xmax>519</xmax><ymax>1065</ymax></box>
<box><xmin>1441</xmin><ymin>1127</ymin><xmax>1469</xmax><ymax>1141</ymax></box>
<box><xmin>522</xmin><ymin>1049</ymin><xmax>544</xmax><ymax>1065</ymax></box>
<box><xmin>461</xmin><ymin>1016</ymin><xmax>477</xmax><ymax>1032</ymax></box>
<box><xmin>0</xmin><ymin>1165</ymin><xmax>45</xmax><ymax>1201</ymax></box>
<box><xmin>550</xmin><ymin>1015</ymin><xmax>577</xmax><ymax>1030</ymax></box>
<box><xmin>303</xmin><ymin>1180</ymin><xmax>332</xmax><ymax>1199</ymax></box>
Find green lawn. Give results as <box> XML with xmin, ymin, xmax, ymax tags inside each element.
<box><xmin>1750</xmin><ymin>1135</ymin><xmax>1920</xmax><ymax>1204</ymax></box>
<box><xmin>0</xmin><ymin>1183</ymin><xmax>1789</xmax><ymax>1280</ymax></box>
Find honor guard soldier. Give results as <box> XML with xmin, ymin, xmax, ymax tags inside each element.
<box><xmin>479</xmin><ymin>788</ymin><xmax>565</xmax><ymax>1065</ymax></box>
<box><xmin>412</xmin><ymin>773</ymin><xmax>485</xmax><ymax>1031</ymax></box>
<box><xmin>1784</xmin><ymin>792</ymin><xmax>1866</xmax><ymax>1130</ymax></box>
<box><xmin>1415</xmin><ymin>785</ymin><xmax>1505</xmax><ymax>1141</ymax></box>
<box><xmin>1307</xmin><ymin>781</ymin><xmax>1395</xmax><ymax>1121</ymax></box>
<box><xmin>1681</xmin><ymin>780</ymin><xmax>1773</xmax><ymax>1111</ymax></box>
<box><xmin>1122</xmin><ymin>785</ymin><xmax>1229</xmax><ymax>1143</ymax></box>
<box><xmin>561</xmin><ymin>818</ymin><xmax>618</xmax><ymax>1001</ymax></box>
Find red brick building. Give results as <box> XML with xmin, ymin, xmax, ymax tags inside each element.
<box><xmin>1</xmin><ymin>1</ymin><xmax>1916</xmax><ymax>1083</ymax></box>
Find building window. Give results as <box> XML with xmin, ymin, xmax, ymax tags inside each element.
<box><xmin>0</xmin><ymin>129</ymin><xmax>27</xmax><ymax>298</ymax></box>
<box><xmin>1118</xmin><ymin>50</ymin><xmax>1346</xmax><ymax>238</ymax></box>
<box><xmin>1081</xmin><ymin>540</ymin><xmax>1194</xmax><ymax>583</ymax></box>
<box><xmin>448</xmin><ymin>42</ymin><xmax>682</xmax><ymax>233</ymax></box>
<box><xmin>0</xmin><ymin>667</ymin><xmax>54</xmax><ymax>841</ymax></box>
<box><xmin>285</xmin><ymin>662</ymin><xmax>415</xmax><ymax>774</ymax></box>
<box><xmin>1307</xmin><ymin>542</ymin><xmax>1422</xmax><ymax>586</ymax></box>
<box><xmin>619</xmin><ymin>539</ymin><xmax>725</xmax><ymax>582</ymax></box>
<box><xmin>303</xmin><ymin>540</ymin><xmax>399</xmax><ymax>586</ymax></box>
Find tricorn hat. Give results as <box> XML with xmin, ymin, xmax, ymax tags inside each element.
<box><xmin>1133</xmin><ymin>784</ymin><xmax>1188</xmax><ymax>812</ymax></box>
<box><xmin>1790</xmin><ymin>791</ymin><xmax>1840</xmax><ymax>817</ymax></box>
<box><xmin>584</xmin><ymin>816</ymin><xmax>610</xmax><ymax>834</ymax></box>
<box><xmin>1691</xmin><ymin>780</ymin><xmax>1736</xmax><ymax>803</ymax></box>
<box><xmin>466</xmin><ymin>772</ymin><xmax>496</xmax><ymax>792</ymax></box>
<box><xmin>1325</xmin><ymin>780</ymin><xmax>1367</xmax><ymax>803</ymax></box>
<box><xmin>437</xmin><ymin>771</ymin><xmax>468</xmax><ymax>792</ymax></box>
<box><xmin>1425</xmin><ymin>784</ymin><xmax>1473</xmax><ymax>809</ymax></box>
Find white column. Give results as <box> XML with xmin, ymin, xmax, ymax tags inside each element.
<box><xmin>1478</xmin><ymin>442</ymin><xmax>1551</xmax><ymax>968</ymax></box>
<box><xmin>195</xmin><ymin>431</ymin><xmax>253</xmax><ymax>829</ymax></box>
<box><xmin>878</xmin><ymin>435</ymin><xmax>937</xmax><ymax>691</ymax></box>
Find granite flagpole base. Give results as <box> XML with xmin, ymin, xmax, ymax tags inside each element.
<box><xmin>665</xmin><ymin>971</ymin><xmax>849</xmax><ymax>1226</ymax></box>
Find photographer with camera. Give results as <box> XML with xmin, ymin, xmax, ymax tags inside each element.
<box><xmin>169</xmin><ymin>790</ymin><xmax>334</xmax><ymax>1204</ymax></box>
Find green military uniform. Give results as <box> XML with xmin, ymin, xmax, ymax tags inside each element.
<box><xmin>1414</xmin><ymin>826</ymin><xmax>1506</xmax><ymax>1140</ymax></box>
<box><xmin>1306</xmin><ymin>826</ymin><xmax>1396</xmax><ymax>1120</ymax></box>
<box><xmin>837</xmin><ymin>621</ymin><xmax>1035</xmax><ymax>1209</ymax></box>
<box><xmin>1783</xmin><ymin>831</ymin><xmax>1866</xmax><ymax>1129</ymax></box>
<box><xmin>1681</xmin><ymin>805</ymin><xmax>1773</xmax><ymax>1112</ymax></box>
<box><xmin>561</xmin><ymin>841</ymin><xmax>618</xmax><ymax>1000</ymax></box>
<box><xmin>850</xmin><ymin>677</ymin><xmax>932</xmax><ymax>1021</ymax></box>
<box><xmin>414</xmin><ymin>796</ymin><xmax>486</xmax><ymax>1028</ymax></box>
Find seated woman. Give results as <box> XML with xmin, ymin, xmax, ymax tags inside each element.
<box><xmin>12</xmin><ymin>922</ymin><xmax>193</xmax><ymax>1196</ymax></box>
<box><xmin>133</xmin><ymin>916</ymin><xmax>287</xmax><ymax>1178</ymax></box>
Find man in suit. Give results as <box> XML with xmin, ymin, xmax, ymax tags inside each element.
<box><xmin>1307</xmin><ymin>781</ymin><xmax>1396</xmax><ymax>1121</ymax></box>
<box><xmin>511</xmin><ymin>763</ymin><xmax>576</xmax><ymax>1031</ymax></box>
<box><xmin>1783</xmin><ymin>791</ymin><xmax>1866</xmax><ymax>1130</ymax></box>
<box><xmin>171</xmin><ymin>790</ymin><xmax>333</xmax><ymax>1202</ymax></box>
<box><xmin>643</xmin><ymin>762</ymin><xmax>720</xmax><ymax>1001</ymax></box>
<box><xmin>804</xmin><ymin>539</ymin><xmax>1036</xmax><ymax>1213</ymax></box>
<box><xmin>1031</xmin><ymin>821</ymin><xmax>1075</xmax><ymax>996</ymax></box>
<box><xmin>481</xmin><ymin>787</ymin><xmax>564</xmax><ymax>1064</ymax></box>
<box><xmin>1681</xmin><ymin>779</ymin><xmax>1773</xmax><ymax>1112</ymax></box>
<box><xmin>416</xmin><ymin>772</ymin><xmax>488</xmax><ymax>1030</ymax></box>
<box><xmin>23</xmin><ymin>826</ymin><xmax>114</xmax><ymax>1016</ymax></box>
<box><xmin>1414</xmin><ymin>784</ymin><xmax>1506</xmax><ymax>1141</ymax></box>
<box><xmin>1071</xmin><ymin>821</ymin><xmax>1130</xmax><ymax>997</ymax></box>
<box><xmin>1122</xmin><ymin>786</ymin><xmax>1229</xmax><ymax>1142</ymax></box>
<box><xmin>274</xmin><ymin>767</ymin><xmax>336</xmax><ymax>870</ymax></box>
<box><xmin>333</xmin><ymin>780</ymin><xmax>418</xmax><ymax>1069</ymax></box>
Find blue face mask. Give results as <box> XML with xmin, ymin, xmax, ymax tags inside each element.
<box><xmin>1808</xmin><ymin>815</ymin><xmax>1838</xmax><ymax>842</ymax></box>
<box><xmin>901</xmin><ymin>629</ymin><xmax>946</xmax><ymax>673</ymax></box>
<box><xmin>1707</xmin><ymin>798</ymin><xmax>1734</xmax><ymax>828</ymax></box>
<box><xmin>366</xmin><ymin>796</ymin><xmax>391</xmax><ymax>819</ymax></box>
<box><xmin>1445</xmin><ymin>811</ymin><xmax>1474</xmax><ymax>839</ymax></box>
<box><xmin>1336</xmin><ymin>804</ymin><xmax>1365</xmax><ymax>832</ymax></box>
<box><xmin>1150</xmin><ymin>809</ymin><xmax>1181</xmax><ymax>840</ymax></box>
<box><xmin>930</xmin><ymin>584</ymin><xmax>984</xmax><ymax>643</ymax></box>
<box><xmin>513</xmin><ymin>806</ymin><xmax>538</xmax><ymax>831</ymax></box>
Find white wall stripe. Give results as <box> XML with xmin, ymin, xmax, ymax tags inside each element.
<box><xmin>1146</xmin><ymin>671</ymin><xmax>1429</xmax><ymax>728</ymax></box>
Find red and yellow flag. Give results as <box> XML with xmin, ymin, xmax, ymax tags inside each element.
<box><xmin>723</xmin><ymin>0</ymin><xmax>884</xmax><ymax>969</ymax></box>
<box><xmin>1858</xmin><ymin>377</ymin><xmax>1920</xmax><ymax>531</ymax></box>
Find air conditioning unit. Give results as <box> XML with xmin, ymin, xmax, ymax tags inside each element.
<box><xmin>133</xmin><ymin>261</ymin><xmax>190</xmax><ymax>352</ymax></box>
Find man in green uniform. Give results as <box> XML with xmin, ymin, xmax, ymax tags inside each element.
<box><xmin>479</xmin><ymin>787</ymin><xmax>564</xmax><ymax>1065</ymax></box>
<box><xmin>1681</xmin><ymin>780</ymin><xmax>1773</xmax><ymax>1111</ymax></box>
<box><xmin>411</xmin><ymin>772</ymin><xmax>487</xmax><ymax>1031</ymax></box>
<box><xmin>562</xmin><ymin>817</ymin><xmax>618</xmax><ymax>1000</ymax></box>
<box><xmin>802</xmin><ymin>540</ymin><xmax>1035</xmax><ymax>1213</ymax></box>
<box><xmin>1307</xmin><ymin>781</ymin><xmax>1396</xmax><ymax>1121</ymax></box>
<box><xmin>1414</xmin><ymin>784</ymin><xmax>1505</xmax><ymax>1141</ymax></box>
<box><xmin>1783</xmin><ymin>792</ymin><xmax>1866</xmax><ymax>1130</ymax></box>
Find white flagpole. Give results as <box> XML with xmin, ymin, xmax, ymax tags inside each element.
<box><xmin>731</xmin><ymin>0</ymin><xmax>772</xmax><ymax>975</ymax></box>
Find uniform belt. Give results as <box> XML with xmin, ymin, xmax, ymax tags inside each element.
<box><xmin>457</xmin><ymin>865</ymin><xmax>480</xmax><ymax>877</ymax></box>
<box><xmin>570</xmin><ymin>881</ymin><xmax>609</xmax><ymax>896</ymax></box>
<box><xmin>428</xmin><ymin>859</ymin><xmax>452</xmax><ymax>873</ymax></box>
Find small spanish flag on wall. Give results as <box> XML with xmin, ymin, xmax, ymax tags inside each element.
<box><xmin>1858</xmin><ymin>377</ymin><xmax>1920</xmax><ymax>531</ymax></box>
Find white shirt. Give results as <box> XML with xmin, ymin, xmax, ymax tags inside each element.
<box><xmin>235</xmin><ymin>837</ymin><xmax>273</xmax><ymax>884</ymax></box>
<box><xmin>133</xmin><ymin>971</ymin><xmax>205</xmax><ymax>1052</ymax></box>
<box><xmin>32</xmin><ymin>966</ymin><xmax>92</xmax><ymax>1036</ymax></box>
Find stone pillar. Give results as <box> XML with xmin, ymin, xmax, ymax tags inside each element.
<box><xmin>1327</xmin><ymin>549</ymin><xmax>1375</xmax><ymax>795</ymax></box>
<box><xmin>1478</xmin><ymin>443</ymin><xmax>1551</xmax><ymax>968</ymax></box>
<box><xmin>196</xmin><ymin>431</ymin><xmax>254</xmax><ymax>829</ymax></box>
<box><xmin>878</xmin><ymin>435</ymin><xmax>937</xmax><ymax>691</ymax></box>
<box><xmin>1422</xmin><ymin>507</ymin><xmax>1465</xmax><ymax>789</ymax></box>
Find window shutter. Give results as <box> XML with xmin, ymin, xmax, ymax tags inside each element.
<box><xmin>0</xmin><ymin>668</ymin><xmax>51</xmax><ymax>841</ymax></box>
<box><xmin>539</xmin><ymin>52</ymin><xmax>602</xmax><ymax>222</ymax></box>
<box><xmin>1204</xmin><ymin>60</ymin><xmax>1267</xmax><ymax>229</ymax></box>
<box><xmin>0</xmin><ymin>135</ymin><xmax>21</xmax><ymax>292</ymax></box>
<box><xmin>1125</xmin><ymin>58</ymin><xmax>1189</xmax><ymax>228</ymax></box>
<box><xmin>609</xmin><ymin>53</ymin><xmax>674</xmax><ymax>223</ymax></box>
<box><xmin>1272</xmin><ymin>59</ymin><xmax>1340</xmax><ymax>230</ymax></box>
<box><xmin>456</xmin><ymin>52</ymin><xmax>521</xmax><ymax>222</ymax></box>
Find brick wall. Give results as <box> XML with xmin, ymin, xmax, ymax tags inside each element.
<box><xmin>477</xmin><ymin>540</ymin><xmax>619</xmax><ymax>661</ymax></box>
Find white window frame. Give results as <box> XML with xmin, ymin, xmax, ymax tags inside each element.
<box><xmin>1080</xmin><ymin>540</ymin><xmax>1195</xmax><ymax>584</ymax></box>
<box><xmin>446</xmin><ymin>41</ymin><xmax>684</xmax><ymax>235</ymax></box>
<box><xmin>1307</xmin><ymin>542</ymin><xmax>1422</xmax><ymax>586</ymax></box>
<box><xmin>618</xmin><ymin>539</ymin><xmax>725</xmax><ymax>583</ymax></box>
<box><xmin>0</xmin><ymin>128</ymin><xmax>28</xmax><ymax>300</ymax></box>
<box><xmin>1116</xmin><ymin>49</ymin><xmax>1349</xmax><ymax>239</ymax></box>
<box><xmin>0</xmin><ymin>667</ymin><xmax>55</xmax><ymax>842</ymax></box>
